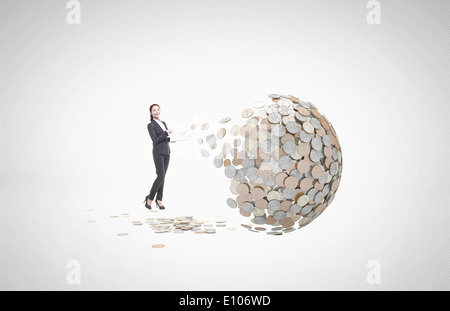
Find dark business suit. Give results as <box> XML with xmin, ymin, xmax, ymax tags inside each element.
<box><xmin>147</xmin><ymin>119</ymin><xmax>171</xmax><ymax>201</ymax></box>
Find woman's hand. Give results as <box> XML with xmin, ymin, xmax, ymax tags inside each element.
<box><xmin>166</xmin><ymin>129</ymin><xmax>174</xmax><ymax>134</ymax></box>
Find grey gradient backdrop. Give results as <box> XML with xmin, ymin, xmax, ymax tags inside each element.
<box><xmin>1</xmin><ymin>0</ymin><xmax>449</xmax><ymax>290</ymax></box>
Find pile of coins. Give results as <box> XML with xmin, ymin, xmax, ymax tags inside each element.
<box><xmin>198</xmin><ymin>93</ymin><xmax>343</xmax><ymax>233</ymax></box>
<box><xmin>146</xmin><ymin>216</ymin><xmax>224</xmax><ymax>234</ymax></box>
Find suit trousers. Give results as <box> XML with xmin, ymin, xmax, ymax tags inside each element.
<box><xmin>149</xmin><ymin>153</ymin><xmax>170</xmax><ymax>201</ymax></box>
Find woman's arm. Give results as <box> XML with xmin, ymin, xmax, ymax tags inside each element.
<box><xmin>148</xmin><ymin>123</ymin><xmax>169</xmax><ymax>144</ymax></box>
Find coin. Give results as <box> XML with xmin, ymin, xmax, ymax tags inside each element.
<box><xmin>286</xmin><ymin>121</ymin><xmax>300</xmax><ymax>134</ymax></box>
<box><xmin>219</xmin><ymin>117</ymin><xmax>231</xmax><ymax>124</ymax></box>
<box><xmin>268</xmin><ymin>94</ymin><xmax>281</xmax><ymax>99</ymax></box>
<box><xmin>268</xmin><ymin>113</ymin><xmax>282</xmax><ymax>124</ymax></box>
<box><xmin>284</xmin><ymin>176</ymin><xmax>298</xmax><ymax>190</ymax></box>
<box><xmin>214</xmin><ymin>156</ymin><xmax>223</xmax><ymax>168</ymax></box>
<box><xmin>242</xmin><ymin>108</ymin><xmax>254</xmax><ymax>118</ymax></box>
<box><xmin>217</xmin><ymin>128</ymin><xmax>226</xmax><ymax>139</ymax></box>
<box><xmin>224</xmin><ymin>165</ymin><xmax>237</xmax><ymax>178</ymax></box>
<box><xmin>201</xmin><ymin>149</ymin><xmax>209</xmax><ymax>158</ymax></box>
<box><xmin>253</xmin><ymin>101</ymin><xmax>266</xmax><ymax>109</ymax></box>
<box><xmin>117</xmin><ymin>233</ymin><xmax>128</xmax><ymax>236</ymax></box>
<box><xmin>227</xmin><ymin>198</ymin><xmax>237</xmax><ymax>209</ymax></box>
<box><xmin>202</xmin><ymin>123</ymin><xmax>209</xmax><ymax>130</ymax></box>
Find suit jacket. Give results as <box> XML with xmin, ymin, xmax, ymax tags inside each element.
<box><xmin>147</xmin><ymin>119</ymin><xmax>171</xmax><ymax>155</ymax></box>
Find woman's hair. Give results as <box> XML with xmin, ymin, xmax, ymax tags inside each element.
<box><xmin>149</xmin><ymin>103</ymin><xmax>160</xmax><ymax>121</ymax></box>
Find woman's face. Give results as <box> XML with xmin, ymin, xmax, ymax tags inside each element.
<box><xmin>151</xmin><ymin>105</ymin><xmax>160</xmax><ymax>119</ymax></box>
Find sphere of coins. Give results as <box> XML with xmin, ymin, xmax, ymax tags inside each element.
<box><xmin>218</xmin><ymin>93</ymin><xmax>343</xmax><ymax>232</ymax></box>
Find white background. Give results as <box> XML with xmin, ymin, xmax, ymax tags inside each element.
<box><xmin>2</xmin><ymin>0</ymin><xmax>449</xmax><ymax>290</ymax></box>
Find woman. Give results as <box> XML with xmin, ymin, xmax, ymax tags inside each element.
<box><xmin>144</xmin><ymin>103</ymin><xmax>173</xmax><ymax>210</ymax></box>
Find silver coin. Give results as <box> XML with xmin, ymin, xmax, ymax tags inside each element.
<box><xmin>322</xmin><ymin>184</ymin><xmax>331</xmax><ymax>196</ymax></box>
<box><xmin>306</xmin><ymin>210</ymin><xmax>315</xmax><ymax>218</ymax></box>
<box><xmin>216</xmin><ymin>223</ymin><xmax>227</xmax><ymax>227</ymax></box>
<box><xmin>282</xmin><ymin>188</ymin><xmax>296</xmax><ymax>200</ymax></box>
<box><xmin>268</xmin><ymin>113</ymin><xmax>282</xmax><ymax>124</ymax></box>
<box><xmin>242</xmin><ymin>158</ymin><xmax>255</xmax><ymax>168</ymax></box>
<box><xmin>214</xmin><ymin>156</ymin><xmax>223</xmax><ymax>168</ymax></box>
<box><xmin>332</xmin><ymin>147</ymin><xmax>338</xmax><ymax>160</ymax></box>
<box><xmin>278</xmin><ymin>156</ymin><xmax>293</xmax><ymax>170</ymax></box>
<box><xmin>227</xmin><ymin>198</ymin><xmax>237</xmax><ymax>209</ymax></box>
<box><xmin>197</xmin><ymin>138</ymin><xmax>203</xmax><ymax>145</ymax></box>
<box><xmin>263</xmin><ymin>157</ymin><xmax>278</xmax><ymax>170</ymax></box>
<box><xmin>224</xmin><ymin>165</ymin><xmax>237</xmax><ymax>178</ymax></box>
<box><xmin>330</xmin><ymin>162</ymin><xmax>338</xmax><ymax>175</ymax></box>
<box><xmin>271</xmin><ymin>227</ymin><xmax>283</xmax><ymax>231</ymax></box>
<box><xmin>273</xmin><ymin>211</ymin><xmax>286</xmax><ymax>221</ymax></box>
<box><xmin>219</xmin><ymin>117</ymin><xmax>231</xmax><ymax>124</ymax></box>
<box><xmin>301</xmin><ymin>204</ymin><xmax>314</xmax><ymax>216</ymax></box>
<box><xmin>268</xmin><ymin>200</ymin><xmax>281</xmax><ymax>211</ymax></box>
<box><xmin>206</xmin><ymin>134</ymin><xmax>216</xmax><ymax>145</ymax></box>
<box><xmin>254</xmin><ymin>216</ymin><xmax>267</xmax><ymax>225</ymax></box>
<box><xmin>260</xmin><ymin>140</ymin><xmax>273</xmax><ymax>154</ymax></box>
<box><xmin>282</xmin><ymin>141</ymin><xmax>296</xmax><ymax>155</ymax></box>
<box><xmin>311</xmin><ymin>137</ymin><xmax>323</xmax><ymax>151</ymax></box>
<box><xmin>268</xmin><ymin>94</ymin><xmax>281</xmax><ymax>99</ymax></box>
<box><xmin>290</xmin><ymin>204</ymin><xmax>302</xmax><ymax>214</ymax></box>
<box><xmin>308</xmin><ymin>102</ymin><xmax>317</xmax><ymax>110</ymax></box>
<box><xmin>307</xmin><ymin>188</ymin><xmax>318</xmax><ymax>201</ymax></box>
<box><xmin>299</xmin><ymin>100</ymin><xmax>310</xmax><ymax>109</ymax></box>
<box><xmin>309</xmin><ymin>150</ymin><xmax>321</xmax><ymax>162</ymax></box>
<box><xmin>319</xmin><ymin>171</ymin><xmax>328</xmax><ymax>184</ymax></box>
<box><xmin>295</xmin><ymin>112</ymin><xmax>308</xmax><ymax>122</ymax></box>
<box><xmin>286</xmin><ymin>122</ymin><xmax>300</xmax><ymax>134</ymax></box>
<box><xmin>267</xmin><ymin>231</ymin><xmax>282</xmax><ymax>235</ymax></box>
<box><xmin>314</xmin><ymin>191</ymin><xmax>325</xmax><ymax>204</ymax></box>
<box><xmin>234</xmin><ymin>169</ymin><xmax>246</xmax><ymax>182</ymax></box>
<box><xmin>278</xmin><ymin>106</ymin><xmax>292</xmax><ymax>116</ymax></box>
<box><xmin>117</xmin><ymin>233</ymin><xmax>128</xmax><ymax>237</ymax></box>
<box><xmin>242</xmin><ymin>202</ymin><xmax>255</xmax><ymax>213</ymax></box>
<box><xmin>201</xmin><ymin>149</ymin><xmax>210</xmax><ymax>158</ymax></box>
<box><xmin>299</xmin><ymin>130</ymin><xmax>312</xmax><ymax>143</ymax></box>
<box><xmin>290</xmin><ymin>169</ymin><xmax>303</xmax><ymax>180</ymax></box>
<box><xmin>327</xmin><ymin>193</ymin><xmax>335</xmax><ymax>205</ymax></box>
<box><xmin>322</xmin><ymin>135</ymin><xmax>332</xmax><ymax>147</ymax></box>
<box><xmin>253</xmin><ymin>101</ymin><xmax>266</xmax><ymax>109</ymax></box>
<box><xmin>271</xmin><ymin>124</ymin><xmax>286</xmax><ymax>137</ymax></box>
<box><xmin>283</xmin><ymin>227</ymin><xmax>296</xmax><ymax>233</ymax></box>
<box><xmin>310</xmin><ymin>117</ymin><xmax>321</xmax><ymax>129</ymax></box>
<box><xmin>264</xmin><ymin>175</ymin><xmax>276</xmax><ymax>188</ymax></box>
<box><xmin>245</xmin><ymin>167</ymin><xmax>259</xmax><ymax>181</ymax></box>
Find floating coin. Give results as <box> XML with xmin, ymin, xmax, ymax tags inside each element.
<box><xmin>117</xmin><ymin>233</ymin><xmax>128</xmax><ymax>236</ymax></box>
<box><xmin>201</xmin><ymin>149</ymin><xmax>209</xmax><ymax>158</ymax></box>
<box><xmin>268</xmin><ymin>94</ymin><xmax>281</xmax><ymax>99</ymax></box>
<box><xmin>214</xmin><ymin>156</ymin><xmax>223</xmax><ymax>168</ymax></box>
<box><xmin>219</xmin><ymin>117</ymin><xmax>231</xmax><ymax>124</ymax></box>
<box><xmin>202</xmin><ymin>123</ymin><xmax>209</xmax><ymax>130</ymax></box>
<box><xmin>206</xmin><ymin>134</ymin><xmax>216</xmax><ymax>145</ymax></box>
<box><xmin>253</xmin><ymin>101</ymin><xmax>266</xmax><ymax>109</ymax></box>
<box><xmin>227</xmin><ymin>198</ymin><xmax>237</xmax><ymax>209</ymax></box>
<box><xmin>191</xmin><ymin>124</ymin><xmax>196</xmax><ymax>130</ymax></box>
<box><xmin>224</xmin><ymin>165</ymin><xmax>237</xmax><ymax>178</ymax></box>
<box><xmin>217</xmin><ymin>128</ymin><xmax>226</xmax><ymax>139</ymax></box>
<box><xmin>242</xmin><ymin>108</ymin><xmax>254</xmax><ymax>118</ymax></box>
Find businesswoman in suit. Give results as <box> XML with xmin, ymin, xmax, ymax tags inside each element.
<box><xmin>144</xmin><ymin>103</ymin><xmax>173</xmax><ymax>210</ymax></box>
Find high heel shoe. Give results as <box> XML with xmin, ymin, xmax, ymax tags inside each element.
<box><xmin>155</xmin><ymin>201</ymin><xmax>165</xmax><ymax>210</ymax></box>
<box><xmin>143</xmin><ymin>195</ymin><xmax>152</xmax><ymax>210</ymax></box>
